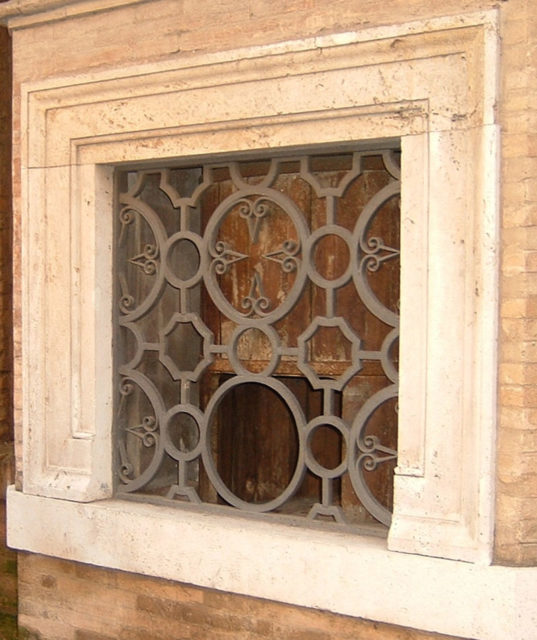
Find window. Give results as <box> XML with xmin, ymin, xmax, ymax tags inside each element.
<box><xmin>8</xmin><ymin>14</ymin><xmax>504</xmax><ymax>635</ymax></box>
<box><xmin>115</xmin><ymin>148</ymin><xmax>400</xmax><ymax>530</ymax></box>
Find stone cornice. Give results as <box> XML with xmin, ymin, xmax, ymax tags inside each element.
<box><xmin>0</xmin><ymin>0</ymin><xmax>147</xmax><ymax>28</ymax></box>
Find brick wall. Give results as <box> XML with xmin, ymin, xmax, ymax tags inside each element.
<box><xmin>0</xmin><ymin>503</ymin><xmax>17</xmax><ymax>639</ymax></box>
<box><xmin>2</xmin><ymin>0</ymin><xmax>537</xmax><ymax>638</ymax></box>
<box><xmin>0</xmin><ymin>25</ymin><xmax>13</xmax><ymax>478</ymax></box>
<box><xmin>0</xmin><ymin>23</ymin><xmax>17</xmax><ymax>640</ymax></box>
<box><xmin>17</xmin><ymin>553</ymin><xmax>464</xmax><ymax>640</ymax></box>
<box><xmin>496</xmin><ymin>0</ymin><xmax>537</xmax><ymax>565</ymax></box>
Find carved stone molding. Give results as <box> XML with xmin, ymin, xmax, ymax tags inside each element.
<box><xmin>7</xmin><ymin>9</ymin><xmax>514</xmax><ymax>638</ymax></box>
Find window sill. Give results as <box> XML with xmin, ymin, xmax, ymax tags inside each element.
<box><xmin>7</xmin><ymin>486</ymin><xmax>537</xmax><ymax>640</ymax></box>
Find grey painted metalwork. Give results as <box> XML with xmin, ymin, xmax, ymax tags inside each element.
<box><xmin>115</xmin><ymin>148</ymin><xmax>400</xmax><ymax>528</ymax></box>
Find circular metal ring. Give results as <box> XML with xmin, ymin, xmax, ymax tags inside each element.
<box><xmin>304</xmin><ymin>225</ymin><xmax>354</xmax><ymax>289</ymax></box>
<box><xmin>162</xmin><ymin>231</ymin><xmax>206</xmax><ymax>289</ymax></box>
<box><xmin>305</xmin><ymin>416</ymin><xmax>349</xmax><ymax>479</ymax></box>
<box><xmin>228</xmin><ymin>323</ymin><xmax>280</xmax><ymax>377</ymax></box>
<box><xmin>162</xmin><ymin>404</ymin><xmax>204</xmax><ymax>462</ymax></box>
<box><xmin>203</xmin><ymin>187</ymin><xmax>309</xmax><ymax>325</ymax></box>
<box><xmin>202</xmin><ymin>376</ymin><xmax>306</xmax><ymax>512</ymax></box>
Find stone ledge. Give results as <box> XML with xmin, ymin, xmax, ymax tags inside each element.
<box><xmin>7</xmin><ymin>487</ymin><xmax>537</xmax><ymax>640</ymax></box>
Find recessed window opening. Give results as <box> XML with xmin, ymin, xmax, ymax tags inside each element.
<box><xmin>114</xmin><ymin>145</ymin><xmax>400</xmax><ymax>531</ymax></box>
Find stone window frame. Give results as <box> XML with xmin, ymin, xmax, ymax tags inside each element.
<box><xmin>9</xmin><ymin>11</ymin><xmax>533</xmax><ymax>639</ymax></box>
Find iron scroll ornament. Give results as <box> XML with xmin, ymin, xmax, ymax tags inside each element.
<box><xmin>116</xmin><ymin>150</ymin><xmax>400</xmax><ymax>528</ymax></box>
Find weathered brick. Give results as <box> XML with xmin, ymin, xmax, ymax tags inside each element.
<box><xmin>504</xmin><ymin>157</ymin><xmax>537</xmax><ymax>184</ymax></box>
<box><xmin>518</xmin><ymin>518</ymin><xmax>537</xmax><ymax>542</ymax></box>
<box><xmin>284</xmin><ymin>630</ymin><xmax>332</xmax><ymax>640</ymax></box>
<box><xmin>498</xmin><ymin>474</ymin><xmax>537</xmax><ymax>499</ymax></box>
<box><xmin>500</xmin><ymin>297</ymin><xmax>529</xmax><ymax>319</ymax></box>
<box><xmin>524</xmin><ymin>251</ymin><xmax>537</xmax><ymax>272</ymax></box>
<box><xmin>500</xmin><ymin>406</ymin><xmax>537</xmax><ymax>430</ymax></box>
<box><xmin>499</xmin><ymin>384</ymin><xmax>537</xmax><ymax>408</ymax></box>
<box><xmin>497</xmin><ymin>491</ymin><xmax>537</xmax><ymax>521</ymax></box>
<box><xmin>502</xmin><ymin>273</ymin><xmax>537</xmax><ymax>298</ymax></box>
<box><xmin>111</xmin><ymin>570</ymin><xmax>203</xmax><ymax>605</ymax></box>
<box><xmin>522</xmin><ymin>176</ymin><xmax>537</xmax><ymax>202</ymax></box>
<box><xmin>75</xmin><ymin>631</ymin><xmax>117</xmax><ymax>640</ymax></box>
<box><xmin>501</xmin><ymin>340</ymin><xmax>537</xmax><ymax>364</ymax></box>
<box><xmin>502</xmin><ymin>204</ymin><xmax>537</xmax><ymax>227</ymax></box>
<box><xmin>39</xmin><ymin>574</ymin><xmax>57</xmax><ymax>590</ymax></box>
<box><xmin>137</xmin><ymin>594</ymin><xmax>274</xmax><ymax>635</ymax></box>
<box><xmin>501</xmin><ymin>318</ymin><xmax>537</xmax><ymax>341</ymax></box>
<box><xmin>498</xmin><ymin>452</ymin><xmax>537</xmax><ymax>483</ymax></box>
<box><xmin>495</xmin><ymin>542</ymin><xmax>537</xmax><ymax>567</ymax></box>
<box><xmin>502</xmin><ymin>246</ymin><xmax>527</xmax><ymax>274</ymax></box>
<box><xmin>501</xmin><ymin>225</ymin><xmax>537</xmax><ymax>248</ymax></box>
<box><xmin>16</xmin><ymin>552</ymin><xmax>471</xmax><ymax>640</ymax></box>
<box><xmin>117</xmin><ymin>628</ymin><xmax>189</xmax><ymax>640</ymax></box>
<box><xmin>18</xmin><ymin>614</ymin><xmax>72</xmax><ymax>640</ymax></box>
<box><xmin>74</xmin><ymin>562</ymin><xmax>117</xmax><ymax>588</ymax></box>
<box><xmin>502</xmin><ymin>17</ymin><xmax>529</xmax><ymax>47</ymax></box>
<box><xmin>499</xmin><ymin>363</ymin><xmax>527</xmax><ymax>385</ymax></box>
<box><xmin>502</xmin><ymin>108</ymin><xmax>529</xmax><ymax>134</ymax></box>
<box><xmin>497</xmin><ymin>426</ymin><xmax>537</xmax><ymax>453</ymax></box>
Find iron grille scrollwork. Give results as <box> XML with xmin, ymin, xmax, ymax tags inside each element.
<box><xmin>115</xmin><ymin>148</ymin><xmax>400</xmax><ymax>528</ymax></box>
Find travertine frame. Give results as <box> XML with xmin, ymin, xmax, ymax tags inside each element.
<box><xmin>9</xmin><ymin>11</ymin><xmax>534</xmax><ymax>640</ymax></box>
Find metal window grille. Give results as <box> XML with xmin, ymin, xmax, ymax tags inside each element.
<box><xmin>115</xmin><ymin>147</ymin><xmax>400</xmax><ymax>528</ymax></box>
